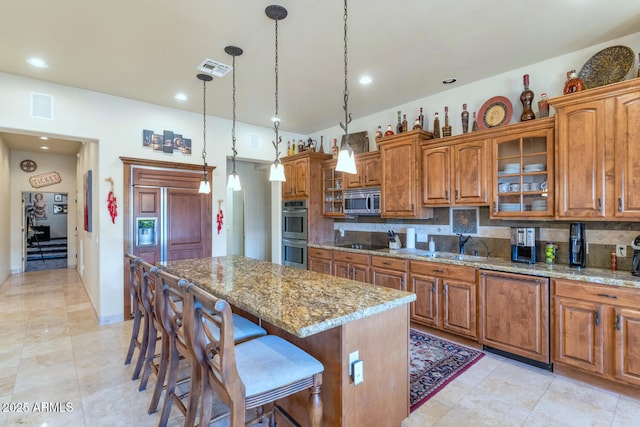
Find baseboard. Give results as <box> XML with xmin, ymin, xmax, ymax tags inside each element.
<box><xmin>98</xmin><ymin>313</ymin><xmax>124</xmax><ymax>325</ymax></box>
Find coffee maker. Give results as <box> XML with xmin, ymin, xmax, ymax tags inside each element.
<box><xmin>631</xmin><ymin>235</ymin><xmax>640</xmax><ymax>276</ymax></box>
<box><xmin>569</xmin><ymin>223</ymin><xmax>586</xmax><ymax>268</ymax></box>
<box><xmin>510</xmin><ymin>227</ymin><xmax>537</xmax><ymax>264</ymax></box>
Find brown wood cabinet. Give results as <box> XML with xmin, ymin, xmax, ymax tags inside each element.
<box><xmin>321</xmin><ymin>159</ymin><xmax>345</xmax><ymax>217</ymax></box>
<box><xmin>550</xmin><ymin>79</ymin><xmax>640</xmax><ymax>220</ymax></box>
<box><xmin>333</xmin><ymin>251</ymin><xmax>370</xmax><ymax>283</ymax></box>
<box><xmin>282</xmin><ymin>151</ymin><xmax>331</xmax><ymax>200</ymax></box>
<box><xmin>378</xmin><ymin>130</ymin><xmax>434</xmax><ymax>218</ymax></box>
<box><xmin>553</xmin><ymin>278</ymin><xmax>640</xmax><ymax>386</ymax></box>
<box><xmin>308</xmin><ymin>247</ymin><xmax>333</xmax><ymax>275</ymax></box>
<box><xmin>370</xmin><ymin>255</ymin><xmax>408</xmax><ymax>291</ymax></box>
<box><xmin>345</xmin><ymin>151</ymin><xmax>381</xmax><ymax>189</ymax></box>
<box><xmin>410</xmin><ymin>261</ymin><xmax>478</xmax><ymax>339</ymax></box>
<box><xmin>480</xmin><ymin>270</ymin><xmax>550</xmax><ymax>364</ymax></box>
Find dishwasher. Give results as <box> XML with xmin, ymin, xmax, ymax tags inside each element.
<box><xmin>479</xmin><ymin>270</ymin><xmax>552</xmax><ymax>370</ymax></box>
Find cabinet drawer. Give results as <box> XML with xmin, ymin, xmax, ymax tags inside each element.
<box><xmin>410</xmin><ymin>260</ymin><xmax>476</xmax><ymax>282</ymax></box>
<box><xmin>308</xmin><ymin>248</ymin><xmax>332</xmax><ymax>260</ymax></box>
<box><xmin>553</xmin><ymin>279</ymin><xmax>640</xmax><ymax>308</ymax></box>
<box><xmin>371</xmin><ymin>255</ymin><xmax>407</xmax><ymax>271</ymax></box>
<box><xmin>333</xmin><ymin>251</ymin><xmax>370</xmax><ymax>265</ymax></box>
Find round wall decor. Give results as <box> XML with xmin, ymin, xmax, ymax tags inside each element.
<box><xmin>20</xmin><ymin>159</ymin><xmax>37</xmax><ymax>172</ymax></box>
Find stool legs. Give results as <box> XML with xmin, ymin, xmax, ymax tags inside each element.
<box><xmin>124</xmin><ymin>305</ymin><xmax>142</xmax><ymax>365</ymax></box>
<box><xmin>132</xmin><ymin>313</ymin><xmax>150</xmax><ymax>380</ymax></box>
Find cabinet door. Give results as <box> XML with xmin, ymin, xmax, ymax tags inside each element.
<box><xmin>452</xmin><ymin>140</ymin><xmax>488</xmax><ymax>205</ymax></box>
<box><xmin>371</xmin><ymin>267</ymin><xmax>406</xmax><ymax>291</ymax></box>
<box><xmin>553</xmin><ymin>296</ymin><xmax>605</xmax><ymax>374</ymax></box>
<box><xmin>556</xmin><ymin>100</ymin><xmax>607</xmax><ymax>218</ymax></box>
<box><xmin>362</xmin><ymin>156</ymin><xmax>381</xmax><ymax>187</ymax></box>
<box><xmin>614</xmin><ymin>307</ymin><xmax>640</xmax><ymax>386</ymax></box>
<box><xmin>351</xmin><ymin>263</ymin><xmax>370</xmax><ymax>283</ymax></box>
<box><xmin>381</xmin><ymin>139</ymin><xmax>419</xmax><ymax>217</ymax></box>
<box><xmin>293</xmin><ymin>158</ymin><xmax>309</xmax><ymax>197</ymax></box>
<box><xmin>614</xmin><ymin>92</ymin><xmax>640</xmax><ymax>219</ymax></box>
<box><xmin>308</xmin><ymin>257</ymin><xmax>332</xmax><ymax>275</ymax></box>
<box><xmin>282</xmin><ymin>162</ymin><xmax>295</xmax><ymax>198</ymax></box>
<box><xmin>333</xmin><ymin>260</ymin><xmax>350</xmax><ymax>279</ymax></box>
<box><xmin>443</xmin><ymin>279</ymin><xmax>477</xmax><ymax>339</ymax></box>
<box><xmin>480</xmin><ymin>271</ymin><xmax>549</xmax><ymax>363</ymax></box>
<box><xmin>409</xmin><ymin>273</ymin><xmax>439</xmax><ymax>327</ymax></box>
<box><xmin>422</xmin><ymin>146</ymin><xmax>450</xmax><ymax>206</ymax></box>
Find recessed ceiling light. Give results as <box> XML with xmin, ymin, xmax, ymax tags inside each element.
<box><xmin>40</xmin><ymin>136</ymin><xmax>48</xmax><ymax>140</ymax></box>
<box><xmin>175</xmin><ymin>93</ymin><xmax>187</xmax><ymax>101</ymax></box>
<box><xmin>27</xmin><ymin>58</ymin><xmax>48</xmax><ymax>68</ymax></box>
<box><xmin>359</xmin><ymin>75</ymin><xmax>373</xmax><ymax>85</ymax></box>
<box><xmin>442</xmin><ymin>78</ymin><xmax>457</xmax><ymax>84</ymax></box>
<box><xmin>40</xmin><ymin>146</ymin><xmax>49</xmax><ymax>150</ymax></box>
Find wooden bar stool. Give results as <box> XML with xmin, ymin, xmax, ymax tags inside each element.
<box><xmin>124</xmin><ymin>255</ymin><xmax>144</xmax><ymax>370</ymax></box>
<box><xmin>184</xmin><ymin>283</ymin><xmax>324</xmax><ymax>427</ymax></box>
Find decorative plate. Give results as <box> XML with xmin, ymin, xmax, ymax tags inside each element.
<box><xmin>20</xmin><ymin>159</ymin><xmax>37</xmax><ymax>172</ymax></box>
<box><xmin>477</xmin><ymin>96</ymin><xmax>513</xmax><ymax>129</ymax></box>
<box><xmin>578</xmin><ymin>45</ymin><xmax>635</xmax><ymax>89</ymax></box>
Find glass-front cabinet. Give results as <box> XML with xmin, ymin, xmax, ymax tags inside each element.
<box><xmin>490</xmin><ymin>118</ymin><xmax>554</xmax><ymax>218</ymax></box>
<box><xmin>322</xmin><ymin>159</ymin><xmax>345</xmax><ymax>217</ymax></box>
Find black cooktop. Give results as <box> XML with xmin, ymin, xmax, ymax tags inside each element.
<box><xmin>336</xmin><ymin>243</ymin><xmax>387</xmax><ymax>251</ymax></box>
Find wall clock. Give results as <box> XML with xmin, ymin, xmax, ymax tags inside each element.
<box><xmin>20</xmin><ymin>159</ymin><xmax>37</xmax><ymax>172</ymax></box>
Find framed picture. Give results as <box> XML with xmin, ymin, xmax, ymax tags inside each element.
<box><xmin>84</xmin><ymin>170</ymin><xmax>92</xmax><ymax>232</ymax></box>
<box><xmin>341</xmin><ymin>131</ymin><xmax>369</xmax><ymax>154</ymax></box>
<box><xmin>53</xmin><ymin>204</ymin><xmax>67</xmax><ymax>214</ymax></box>
<box><xmin>54</xmin><ymin>194</ymin><xmax>63</xmax><ymax>202</ymax></box>
<box><xmin>142</xmin><ymin>129</ymin><xmax>153</xmax><ymax>147</ymax></box>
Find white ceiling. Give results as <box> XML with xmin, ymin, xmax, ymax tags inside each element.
<box><xmin>1</xmin><ymin>0</ymin><xmax>640</xmax><ymax>154</ymax></box>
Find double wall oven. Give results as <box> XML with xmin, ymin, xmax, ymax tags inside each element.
<box><xmin>282</xmin><ymin>200</ymin><xmax>308</xmax><ymax>269</ymax></box>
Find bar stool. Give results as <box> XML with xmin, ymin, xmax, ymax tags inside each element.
<box><xmin>137</xmin><ymin>261</ymin><xmax>164</xmax><ymax>395</ymax></box>
<box><xmin>154</xmin><ymin>269</ymin><xmax>267</xmax><ymax>427</ymax></box>
<box><xmin>124</xmin><ymin>255</ymin><xmax>144</xmax><ymax>370</ymax></box>
<box><xmin>184</xmin><ymin>283</ymin><xmax>324</xmax><ymax>427</ymax></box>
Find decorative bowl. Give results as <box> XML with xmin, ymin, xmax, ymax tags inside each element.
<box><xmin>578</xmin><ymin>45</ymin><xmax>635</xmax><ymax>89</ymax></box>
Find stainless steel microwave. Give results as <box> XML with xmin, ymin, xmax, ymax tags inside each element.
<box><xmin>343</xmin><ymin>188</ymin><xmax>381</xmax><ymax>215</ymax></box>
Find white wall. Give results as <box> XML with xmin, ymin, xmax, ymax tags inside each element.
<box><xmin>310</xmin><ymin>32</ymin><xmax>640</xmax><ymax>151</ymax></box>
<box><xmin>10</xmin><ymin>150</ymin><xmax>78</xmax><ymax>272</ymax></box>
<box><xmin>0</xmin><ymin>72</ymin><xmax>304</xmax><ymax>323</ymax></box>
<box><xmin>0</xmin><ymin>136</ymin><xmax>10</xmax><ymax>283</ymax></box>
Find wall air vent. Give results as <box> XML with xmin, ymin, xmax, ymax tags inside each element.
<box><xmin>196</xmin><ymin>58</ymin><xmax>232</xmax><ymax>77</ymax></box>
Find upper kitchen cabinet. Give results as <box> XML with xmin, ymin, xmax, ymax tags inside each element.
<box><xmin>344</xmin><ymin>151</ymin><xmax>381</xmax><ymax>189</ymax></box>
<box><xmin>378</xmin><ymin>129</ymin><xmax>434</xmax><ymax>219</ymax></box>
<box><xmin>490</xmin><ymin>118</ymin><xmax>554</xmax><ymax>219</ymax></box>
<box><xmin>550</xmin><ymin>79</ymin><xmax>640</xmax><ymax>220</ymax></box>
<box><xmin>321</xmin><ymin>158</ymin><xmax>345</xmax><ymax>217</ymax></box>
<box><xmin>421</xmin><ymin>135</ymin><xmax>489</xmax><ymax>207</ymax></box>
<box><xmin>281</xmin><ymin>151</ymin><xmax>331</xmax><ymax>200</ymax></box>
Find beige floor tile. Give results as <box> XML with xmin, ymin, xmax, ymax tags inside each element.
<box><xmin>452</xmin><ymin>388</ymin><xmax>531</xmax><ymax>427</ymax></box>
<box><xmin>403</xmin><ymin>399</ymin><xmax>450</xmax><ymax>427</ymax></box>
<box><xmin>612</xmin><ymin>396</ymin><xmax>640</xmax><ymax>427</ymax></box>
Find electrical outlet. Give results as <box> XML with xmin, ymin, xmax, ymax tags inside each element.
<box><xmin>417</xmin><ymin>233</ymin><xmax>428</xmax><ymax>243</ymax></box>
<box><xmin>352</xmin><ymin>360</ymin><xmax>364</xmax><ymax>385</ymax></box>
<box><xmin>616</xmin><ymin>244</ymin><xmax>627</xmax><ymax>258</ymax></box>
<box><xmin>348</xmin><ymin>350</ymin><xmax>359</xmax><ymax>375</ymax></box>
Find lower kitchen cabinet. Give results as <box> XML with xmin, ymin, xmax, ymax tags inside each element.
<box><xmin>371</xmin><ymin>256</ymin><xmax>407</xmax><ymax>291</ymax></box>
<box><xmin>410</xmin><ymin>261</ymin><xmax>478</xmax><ymax>339</ymax></box>
<box><xmin>308</xmin><ymin>247</ymin><xmax>333</xmax><ymax>275</ymax></box>
<box><xmin>480</xmin><ymin>270</ymin><xmax>550</xmax><ymax>365</ymax></box>
<box><xmin>553</xmin><ymin>278</ymin><xmax>640</xmax><ymax>386</ymax></box>
<box><xmin>333</xmin><ymin>251</ymin><xmax>370</xmax><ymax>283</ymax></box>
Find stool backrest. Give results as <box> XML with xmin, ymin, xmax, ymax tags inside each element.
<box><xmin>156</xmin><ymin>270</ymin><xmax>189</xmax><ymax>345</ymax></box>
<box><xmin>138</xmin><ymin>260</ymin><xmax>156</xmax><ymax>318</ymax></box>
<box><xmin>126</xmin><ymin>254</ymin><xmax>142</xmax><ymax>303</ymax></box>
<box><xmin>183</xmin><ymin>283</ymin><xmax>246</xmax><ymax>410</ymax></box>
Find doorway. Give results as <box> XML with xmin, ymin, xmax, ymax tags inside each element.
<box><xmin>23</xmin><ymin>191</ymin><xmax>69</xmax><ymax>271</ymax></box>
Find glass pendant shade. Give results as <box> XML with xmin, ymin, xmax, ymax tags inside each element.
<box><xmin>336</xmin><ymin>148</ymin><xmax>357</xmax><ymax>174</ymax></box>
<box><xmin>269</xmin><ymin>162</ymin><xmax>286</xmax><ymax>182</ymax></box>
<box><xmin>227</xmin><ymin>173</ymin><xmax>242</xmax><ymax>191</ymax></box>
<box><xmin>198</xmin><ymin>179</ymin><xmax>211</xmax><ymax>194</ymax></box>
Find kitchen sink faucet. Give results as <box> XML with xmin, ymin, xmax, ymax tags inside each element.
<box><xmin>458</xmin><ymin>234</ymin><xmax>472</xmax><ymax>254</ymax></box>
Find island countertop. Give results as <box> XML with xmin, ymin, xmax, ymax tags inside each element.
<box><xmin>157</xmin><ymin>255</ymin><xmax>415</xmax><ymax>338</ymax></box>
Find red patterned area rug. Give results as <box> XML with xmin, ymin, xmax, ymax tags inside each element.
<box><xmin>410</xmin><ymin>329</ymin><xmax>484</xmax><ymax>412</ymax></box>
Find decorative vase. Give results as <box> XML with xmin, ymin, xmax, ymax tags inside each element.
<box><xmin>538</xmin><ymin>93</ymin><xmax>549</xmax><ymax>118</ymax></box>
<box><xmin>433</xmin><ymin>113</ymin><xmax>440</xmax><ymax>138</ymax></box>
<box><xmin>442</xmin><ymin>106</ymin><xmax>452</xmax><ymax>137</ymax></box>
<box><xmin>520</xmin><ymin>74</ymin><xmax>535</xmax><ymax>121</ymax></box>
<box><xmin>461</xmin><ymin>103</ymin><xmax>469</xmax><ymax>133</ymax></box>
<box><xmin>563</xmin><ymin>70</ymin><xmax>585</xmax><ymax>94</ymax></box>
<box><xmin>472</xmin><ymin>112</ymin><xmax>479</xmax><ymax>132</ymax></box>
<box><xmin>384</xmin><ymin>124</ymin><xmax>395</xmax><ymax>137</ymax></box>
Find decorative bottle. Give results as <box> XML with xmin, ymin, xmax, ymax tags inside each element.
<box><xmin>563</xmin><ymin>70</ymin><xmax>585</xmax><ymax>94</ymax></box>
<box><xmin>319</xmin><ymin>135</ymin><xmax>324</xmax><ymax>153</ymax></box>
<box><xmin>287</xmin><ymin>140</ymin><xmax>291</xmax><ymax>156</ymax></box>
<box><xmin>384</xmin><ymin>124</ymin><xmax>395</xmax><ymax>137</ymax></box>
<box><xmin>461</xmin><ymin>103</ymin><xmax>469</xmax><ymax>133</ymax></box>
<box><xmin>402</xmin><ymin>114</ymin><xmax>408</xmax><ymax>132</ymax></box>
<box><xmin>419</xmin><ymin>107</ymin><xmax>425</xmax><ymax>129</ymax></box>
<box><xmin>520</xmin><ymin>74</ymin><xmax>535</xmax><ymax>121</ymax></box>
<box><xmin>332</xmin><ymin>138</ymin><xmax>338</xmax><ymax>157</ymax></box>
<box><xmin>396</xmin><ymin>111</ymin><xmax>403</xmax><ymax>134</ymax></box>
<box><xmin>375</xmin><ymin>125</ymin><xmax>383</xmax><ymax>140</ymax></box>
<box><xmin>291</xmin><ymin>143</ymin><xmax>296</xmax><ymax>155</ymax></box>
<box><xmin>538</xmin><ymin>93</ymin><xmax>549</xmax><ymax>118</ymax></box>
<box><xmin>433</xmin><ymin>113</ymin><xmax>440</xmax><ymax>138</ymax></box>
<box><xmin>472</xmin><ymin>112</ymin><xmax>479</xmax><ymax>132</ymax></box>
<box><xmin>442</xmin><ymin>106</ymin><xmax>452</xmax><ymax>137</ymax></box>
<box><xmin>637</xmin><ymin>53</ymin><xmax>640</xmax><ymax>78</ymax></box>
<box><xmin>412</xmin><ymin>117</ymin><xmax>422</xmax><ymax>130</ymax></box>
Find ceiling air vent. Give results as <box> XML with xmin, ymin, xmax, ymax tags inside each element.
<box><xmin>196</xmin><ymin>58</ymin><xmax>232</xmax><ymax>78</ymax></box>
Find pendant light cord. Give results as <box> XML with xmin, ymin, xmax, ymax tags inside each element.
<box><xmin>201</xmin><ymin>77</ymin><xmax>208</xmax><ymax>169</ymax></box>
<box><xmin>231</xmin><ymin>54</ymin><xmax>238</xmax><ymax>175</ymax></box>
<box><xmin>272</xmin><ymin>17</ymin><xmax>281</xmax><ymax>164</ymax></box>
<box><xmin>339</xmin><ymin>0</ymin><xmax>352</xmax><ymax>150</ymax></box>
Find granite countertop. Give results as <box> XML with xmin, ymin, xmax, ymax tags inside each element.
<box><xmin>309</xmin><ymin>243</ymin><xmax>640</xmax><ymax>289</ymax></box>
<box><xmin>157</xmin><ymin>256</ymin><xmax>415</xmax><ymax>338</ymax></box>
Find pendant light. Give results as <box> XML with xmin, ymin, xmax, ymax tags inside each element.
<box><xmin>197</xmin><ymin>73</ymin><xmax>212</xmax><ymax>194</ymax></box>
<box><xmin>226</xmin><ymin>45</ymin><xmax>243</xmax><ymax>191</ymax></box>
<box><xmin>335</xmin><ymin>0</ymin><xmax>357</xmax><ymax>175</ymax></box>
<box><xmin>266</xmin><ymin>5</ymin><xmax>287</xmax><ymax>182</ymax></box>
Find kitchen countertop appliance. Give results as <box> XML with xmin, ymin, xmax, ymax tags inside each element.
<box><xmin>569</xmin><ymin>222</ymin><xmax>586</xmax><ymax>268</ymax></box>
<box><xmin>632</xmin><ymin>235</ymin><xmax>640</xmax><ymax>276</ymax></box>
<box><xmin>343</xmin><ymin>187</ymin><xmax>380</xmax><ymax>216</ymax></box>
<box><xmin>510</xmin><ymin>227</ymin><xmax>537</xmax><ymax>264</ymax></box>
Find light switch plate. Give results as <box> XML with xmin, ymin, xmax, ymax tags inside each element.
<box><xmin>353</xmin><ymin>360</ymin><xmax>364</xmax><ymax>385</ymax></box>
<box><xmin>348</xmin><ymin>351</ymin><xmax>359</xmax><ymax>375</ymax></box>
<box><xmin>617</xmin><ymin>244</ymin><xmax>627</xmax><ymax>257</ymax></box>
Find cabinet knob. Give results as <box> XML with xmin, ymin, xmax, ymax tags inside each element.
<box><xmin>434</xmin><ymin>269</ymin><xmax>445</xmax><ymax>273</ymax></box>
<box><xmin>597</xmin><ymin>198</ymin><xmax>602</xmax><ymax>212</ymax></box>
<box><xmin>618</xmin><ymin>198</ymin><xmax>623</xmax><ymax>212</ymax></box>
<box><xmin>455</xmin><ymin>190</ymin><xmax>459</xmax><ymax>200</ymax></box>
<box><xmin>431</xmin><ymin>285</ymin><xmax>436</xmax><ymax>293</ymax></box>
<box><xmin>616</xmin><ymin>314</ymin><xmax>621</xmax><ymax>331</ymax></box>
<box><xmin>595</xmin><ymin>310</ymin><xmax>599</xmax><ymax>326</ymax></box>
<box><xmin>445</xmin><ymin>190</ymin><xmax>449</xmax><ymax>201</ymax></box>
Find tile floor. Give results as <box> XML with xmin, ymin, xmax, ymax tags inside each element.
<box><xmin>1</xmin><ymin>268</ymin><xmax>639</xmax><ymax>427</ymax></box>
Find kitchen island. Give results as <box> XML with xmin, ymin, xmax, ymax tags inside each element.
<box><xmin>158</xmin><ymin>256</ymin><xmax>416</xmax><ymax>427</ymax></box>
